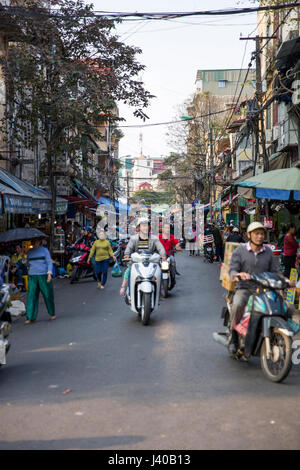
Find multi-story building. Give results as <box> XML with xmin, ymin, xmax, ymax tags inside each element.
<box><xmin>258</xmin><ymin>4</ymin><xmax>300</xmax><ymax>167</ymax></box>
<box><xmin>118</xmin><ymin>154</ymin><xmax>168</xmax><ymax>199</ymax></box>
<box><xmin>195</xmin><ymin>69</ymin><xmax>256</xmax><ymax>98</ymax></box>
<box><xmin>187</xmin><ymin>68</ymin><xmax>256</xmax><ymax>206</ymax></box>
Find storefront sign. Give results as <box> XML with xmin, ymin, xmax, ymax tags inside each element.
<box><xmin>32</xmin><ymin>199</ymin><xmax>52</xmax><ymax>214</ymax></box>
<box><xmin>286</xmin><ymin>268</ymin><xmax>298</xmax><ymax>305</ymax></box>
<box><xmin>3</xmin><ymin>195</ymin><xmax>32</xmax><ymax>214</ymax></box>
<box><xmin>56</xmin><ymin>200</ymin><xmax>68</xmax><ymax>215</ymax></box>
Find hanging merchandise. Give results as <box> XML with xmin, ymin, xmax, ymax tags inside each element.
<box><xmin>244</xmin><ymin>206</ymin><xmax>256</xmax><ymax>215</ymax></box>
<box><xmin>270</xmin><ymin>203</ymin><xmax>284</xmax><ymax>213</ymax></box>
<box><xmin>263</xmin><ymin>217</ymin><xmax>273</xmax><ymax>229</ymax></box>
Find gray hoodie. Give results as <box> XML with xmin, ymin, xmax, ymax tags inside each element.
<box><xmin>125</xmin><ymin>234</ymin><xmax>166</xmax><ymax>258</ymax></box>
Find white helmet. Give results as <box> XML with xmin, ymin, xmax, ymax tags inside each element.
<box><xmin>136</xmin><ymin>217</ymin><xmax>149</xmax><ymax>227</ymax></box>
<box><xmin>247</xmin><ymin>221</ymin><xmax>265</xmax><ymax>234</ymax></box>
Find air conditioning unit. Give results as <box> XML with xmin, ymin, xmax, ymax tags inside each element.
<box><xmin>272</xmin><ymin>125</ymin><xmax>279</xmax><ymax>141</ymax></box>
<box><xmin>292</xmin><ymin>80</ymin><xmax>300</xmax><ymax>105</ymax></box>
<box><xmin>265</xmin><ymin>129</ymin><xmax>272</xmax><ymax>145</ymax></box>
<box><xmin>289</xmin><ymin>30</ymin><xmax>299</xmax><ymax>40</ymax></box>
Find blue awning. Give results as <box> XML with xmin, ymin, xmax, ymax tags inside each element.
<box><xmin>256</xmin><ymin>188</ymin><xmax>291</xmax><ymax>200</ymax></box>
<box><xmin>98</xmin><ymin>196</ymin><xmax>131</xmax><ymax>213</ymax></box>
<box><xmin>294</xmin><ymin>191</ymin><xmax>300</xmax><ymax>201</ymax></box>
<box><xmin>0</xmin><ymin>168</ymin><xmax>67</xmax><ymax>214</ymax></box>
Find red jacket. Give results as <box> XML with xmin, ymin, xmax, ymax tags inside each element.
<box><xmin>283</xmin><ymin>234</ymin><xmax>298</xmax><ymax>257</ymax></box>
<box><xmin>159</xmin><ymin>234</ymin><xmax>179</xmax><ymax>256</ymax></box>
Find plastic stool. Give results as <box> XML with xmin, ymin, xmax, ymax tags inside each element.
<box><xmin>13</xmin><ymin>274</ymin><xmax>28</xmax><ymax>291</ymax></box>
<box><xmin>22</xmin><ymin>275</ymin><xmax>28</xmax><ymax>291</ymax></box>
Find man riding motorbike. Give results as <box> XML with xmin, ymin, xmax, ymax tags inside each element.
<box><xmin>124</xmin><ymin>217</ymin><xmax>166</xmax><ymax>259</ymax></box>
<box><xmin>120</xmin><ymin>217</ymin><xmax>166</xmax><ymax>295</ymax></box>
<box><xmin>73</xmin><ymin>226</ymin><xmax>97</xmax><ymax>249</ymax></box>
<box><xmin>228</xmin><ymin>221</ymin><xmax>294</xmax><ymax>355</ymax></box>
<box><xmin>226</xmin><ymin>226</ymin><xmax>244</xmax><ymax>244</ymax></box>
<box><xmin>159</xmin><ymin>223</ymin><xmax>181</xmax><ymax>279</ymax></box>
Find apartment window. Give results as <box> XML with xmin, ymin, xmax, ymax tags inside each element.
<box><xmin>219</xmin><ymin>80</ymin><xmax>226</xmax><ymax>88</ymax></box>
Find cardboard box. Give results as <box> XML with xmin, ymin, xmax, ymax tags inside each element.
<box><xmin>220</xmin><ymin>242</ymin><xmax>240</xmax><ymax>280</ymax></box>
<box><xmin>10</xmin><ymin>292</ymin><xmax>21</xmax><ymax>301</ymax></box>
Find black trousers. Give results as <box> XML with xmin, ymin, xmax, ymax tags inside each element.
<box><xmin>215</xmin><ymin>243</ymin><xmax>224</xmax><ymax>262</ymax></box>
<box><xmin>283</xmin><ymin>255</ymin><xmax>296</xmax><ymax>278</ymax></box>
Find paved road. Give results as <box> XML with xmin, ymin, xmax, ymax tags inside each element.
<box><xmin>0</xmin><ymin>253</ymin><xmax>299</xmax><ymax>450</ymax></box>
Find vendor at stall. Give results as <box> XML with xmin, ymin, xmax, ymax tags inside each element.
<box><xmin>10</xmin><ymin>244</ymin><xmax>27</xmax><ymax>291</ymax></box>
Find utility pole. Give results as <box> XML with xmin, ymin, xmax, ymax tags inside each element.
<box><xmin>240</xmin><ymin>35</ymin><xmax>274</xmax><ymax>175</ymax></box>
<box><xmin>240</xmin><ymin>35</ymin><xmax>274</xmax><ymax>241</ymax></box>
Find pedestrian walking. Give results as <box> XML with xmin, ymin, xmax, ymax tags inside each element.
<box><xmin>186</xmin><ymin>225</ymin><xmax>196</xmax><ymax>256</ymax></box>
<box><xmin>211</xmin><ymin>223</ymin><xmax>224</xmax><ymax>262</ymax></box>
<box><xmin>88</xmin><ymin>230</ymin><xmax>116</xmax><ymax>289</ymax></box>
<box><xmin>25</xmin><ymin>238</ymin><xmax>56</xmax><ymax>324</ymax></box>
<box><xmin>283</xmin><ymin>223</ymin><xmax>299</xmax><ymax>278</ymax></box>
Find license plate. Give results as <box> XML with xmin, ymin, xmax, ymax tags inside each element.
<box><xmin>207</xmin><ymin>247</ymin><xmax>212</xmax><ymax>251</ymax></box>
<box><xmin>162</xmin><ymin>273</ymin><xmax>169</xmax><ymax>279</ymax></box>
<box><xmin>0</xmin><ymin>341</ymin><xmax>6</xmax><ymax>365</ymax></box>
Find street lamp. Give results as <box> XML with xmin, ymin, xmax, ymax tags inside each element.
<box><xmin>180</xmin><ymin>115</ymin><xmax>193</xmax><ymax>121</ymax></box>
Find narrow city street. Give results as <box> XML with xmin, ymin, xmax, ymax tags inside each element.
<box><xmin>0</xmin><ymin>252</ymin><xmax>299</xmax><ymax>450</ymax></box>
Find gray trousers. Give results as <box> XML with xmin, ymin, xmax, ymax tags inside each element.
<box><xmin>230</xmin><ymin>289</ymin><xmax>250</xmax><ymax>326</ymax></box>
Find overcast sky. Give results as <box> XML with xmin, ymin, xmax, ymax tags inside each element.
<box><xmin>93</xmin><ymin>0</ymin><xmax>258</xmax><ymax>159</ymax></box>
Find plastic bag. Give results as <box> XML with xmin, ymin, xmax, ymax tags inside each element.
<box><xmin>111</xmin><ymin>261</ymin><xmax>122</xmax><ymax>277</ymax></box>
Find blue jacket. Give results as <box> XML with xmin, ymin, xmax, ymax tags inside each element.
<box><xmin>27</xmin><ymin>246</ymin><xmax>53</xmax><ymax>276</ymax></box>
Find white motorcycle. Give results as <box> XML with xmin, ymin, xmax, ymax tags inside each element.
<box><xmin>125</xmin><ymin>250</ymin><xmax>162</xmax><ymax>325</ymax></box>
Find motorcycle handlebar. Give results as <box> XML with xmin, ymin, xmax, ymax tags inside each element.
<box><xmin>235</xmin><ymin>273</ymin><xmax>290</xmax><ymax>290</ymax></box>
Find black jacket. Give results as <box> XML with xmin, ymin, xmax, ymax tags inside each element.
<box><xmin>226</xmin><ymin>233</ymin><xmax>244</xmax><ymax>243</ymax></box>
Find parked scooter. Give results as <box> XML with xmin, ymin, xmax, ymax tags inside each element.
<box><xmin>0</xmin><ymin>284</ymin><xmax>12</xmax><ymax>367</ymax></box>
<box><xmin>203</xmin><ymin>234</ymin><xmax>214</xmax><ymax>263</ymax></box>
<box><xmin>213</xmin><ymin>272</ymin><xmax>299</xmax><ymax>383</ymax></box>
<box><xmin>67</xmin><ymin>242</ymin><xmax>96</xmax><ymax>284</ymax></box>
<box><xmin>124</xmin><ymin>250</ymin><xmax>162</xmax><ymax>325</ymax></box>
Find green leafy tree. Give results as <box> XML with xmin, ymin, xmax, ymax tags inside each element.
<box><xmin>1</xmin><ymin>0</ymin><xmax>153</xmax><ymax>249</ymax></box>
<box><xmin>132</xmin><ymin>189</ymin><xmax>173</xmax><ymax>206</ymax></box>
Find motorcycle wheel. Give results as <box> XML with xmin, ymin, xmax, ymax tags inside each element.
<box><xmin>162</xmin><ymin>279</ymin><xmax>169</xmax><ymax>298</ymax></box>
<box><xmin>70</xmin><ymin>267</ymin><xmax>80</xmax><ymax>284</ymax></box>
<box><xmin>260</xmin><ymin>328</ymin><xmax>292</xmax><ymax>383</ymax></box>
<box><xmin>141</xmin><ymin>292</ymin><xmax>151</xmax><ymax>326</ymax></box>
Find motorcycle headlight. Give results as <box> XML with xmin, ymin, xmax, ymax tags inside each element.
<box><xmin>161</xmin><ymin>261</ymin><xmax>169</xmax><ymax>270</ymax></box>
<box><xmin>72</xmin><ymin>256</ymin><xmax>82</xmax><ymax>263</ymax></box>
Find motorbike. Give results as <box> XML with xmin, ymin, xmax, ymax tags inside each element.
<box><xmin>67</xmin><ymin>242</ymin><xmax>96</xmax><ymax>284</ymax></box>
<box><xmin>161</xmin><ymin>256</ymin><xmax>176</xmax><ymax>298</ymax></box>
<box><xmin>110</xmin><ymin>239</ymin><xmax>127</xmax><ymax>267</ymax></box>
<box><xmin>179</xmin><ymin>237</ymin><xmax>186</xmax><ymax>250</ymax></box>
<box><xmin>124</xmin><ymin>250</ymin><xmax>162</xmax><ymax>325</ymax></box>
<box><xmin>0</xmin><ymin>284</ymin><xmax>12</xmax><ymax>368</ymax></box>
<box><xmin>119</xmin><ymin>236</ymin><xmax>130</xmax><ymax>266</ymax></box>
<box><xmin>213</xmin><ymin>272</ymin><xmax>299</xmax><ymax>383</ymax></box>
<box><xmin>203</xmin><ymin>234</ymin><xmax>214</xmax><ymax>263</ymax></box>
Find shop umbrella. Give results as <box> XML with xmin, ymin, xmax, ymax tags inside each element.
<box><xmin>0</xmin><ymin>228</ymin><xmax>48</xmax><ymax>244</ymax></box>
<box><xmin>235</xmin><ymin>163</ymin><xmax>300</xmax><ymax>200</ymax></box>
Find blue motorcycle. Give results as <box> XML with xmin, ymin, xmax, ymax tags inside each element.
<box><xmin>213</xmin><ymin>272</ymin><xmax>299</xmax><ymax>383</ymax></box>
